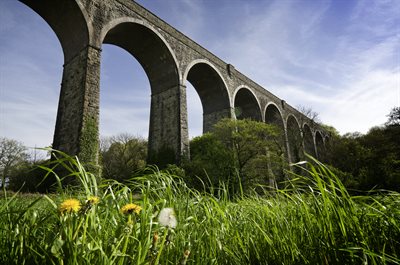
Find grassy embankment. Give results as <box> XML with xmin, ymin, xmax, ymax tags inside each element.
<box><xmin>1</xmin><ymin>151</ymin><xmax>399</xmax><ymax>264</ymax></box>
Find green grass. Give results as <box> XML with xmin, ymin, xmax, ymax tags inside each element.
<box><xmin>1</xmin><ymin>152</ymin><xmax>399</xmax><ymax>264</ymax></box>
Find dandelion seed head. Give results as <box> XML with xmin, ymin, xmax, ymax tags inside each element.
<box><xmin>158</xmin><ymin>208</ymin><xmax>177</xmax><ymax>228</ymax></box>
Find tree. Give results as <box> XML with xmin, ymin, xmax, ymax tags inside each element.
<box><xmin>100</xmin><ymin>134</ymin><xmax>147</xmax><ymax>182</ymax></box>
<box><xmin>386</xmin><ymin>107</ymin><xmax>400</xmax><ymax>126</ymax></box>
<box><xmin>185</xmin><ymin>119</ymin><xmax>281</xmax><ymax>193</ymax></box>
<box><xmin>185</xmin><ymin>133</ymin><xmax>235</xmax><ymax>190</ymax></box>
<box><xmin>297</xmin><ymin>105</ymin><xmax>321</xmax><ymax>124</ymax></box>
<box><xmin>325</xmin><ymin>107</ymin><xmax>400</xmax><ymax>192</ymax></box>
<box><xmin>0</xmin><ymin>137</ymin><xmax>28</xmax><ymax>188</ymax></box>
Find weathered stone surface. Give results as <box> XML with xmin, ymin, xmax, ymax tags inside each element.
<box><xmin>20</xmin><ymin>0</ymin><xmax>329</xmax><ymax>165</ymax></box>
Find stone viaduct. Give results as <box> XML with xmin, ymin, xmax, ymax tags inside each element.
<box><xmin>20</xmin><ymin>0</ymin><xmax>329</xmax><ymax>166</ymax></box>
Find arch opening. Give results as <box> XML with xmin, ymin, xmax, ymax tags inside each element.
<box><xmin>99</xmin><ymin>45</ymin><xmax>150</xmax><ymax>139</ymax></box>
<box><xmin>234</xmin><ymin>87</ymin><xmax>262</xmax><ymax>121</ymax></box>
<box><xmin>102</xmin><ymin>21</ymin><xmax>182</xmax><ymax>164</ymax></box>
<box><xmin>103</xmin><ymin>22</ymin><xmax>179</xmax><ymax>94</ymax></box>
<box><xmin>303</xmin><ymin>124</ymin><xmax>315</xmax><ymax>157</ymax></box>
<box><xmin>185</xmin><ymin>62</ymin><xmax>231</xmax><ymax>133</ymax></box>
<box><xmin>287</xmin><ymin>115</ymin><xmax>303</xmax><ymax>164</ymax></box>
<box><xmin>186</xmin><ymin>82</ymin><xmax>203</xmax><ymax>139</ymax></box>
<box><xmin>315</xmin><ymin>131</ymin><xmax>325</xmax><ymax>161</ymax></box>
<box><xmin>264</xmin><ymin>104</ymin><xmax>287</xmax><ymax>184</ymax></box>
<box><xmin>265</xmin><ymin>104</ymin><xmax>286</xmax><ymax>153</ymax></box>
<box><xmin>3</xmin><ymin>1</ymin><xmax>63</xmax><ymax>156</ymax></box>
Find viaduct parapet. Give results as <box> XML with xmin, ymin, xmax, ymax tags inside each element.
<box><xmin>20</xmin><ymin>0</ymin><xmax>329</xmax><ymax>165</ymax></box>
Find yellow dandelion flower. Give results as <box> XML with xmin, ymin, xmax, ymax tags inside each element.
<box><xmin>87</xmin><ymin>196</ymin><xmax>100</xmax><ymax>205</ymax></box>
<box><xmin>59</xmin><ymin>199</ymin><xmax>81</xmax><ymax>214</ymax></box>
<box><xmin>120</xmin><ymin>203</ymin><xmax>142</xmax><ymax>215</ymax></box>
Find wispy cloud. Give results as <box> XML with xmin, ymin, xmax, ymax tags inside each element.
<box><xmin>198</xmin><ymin>0</ymin><xmax>399</xmax><ymax>134</ymax></box>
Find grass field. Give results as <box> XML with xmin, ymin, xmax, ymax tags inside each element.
<box><xmin>1</xmin><ymin>152</ymin><xmax>399</xmax><ymax>264</ymax></box>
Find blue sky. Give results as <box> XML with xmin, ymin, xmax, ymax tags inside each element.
<box><xmin>0</xmin><ymin>0</ymin><xmax>399</xmax><ymax>149</ymax></box>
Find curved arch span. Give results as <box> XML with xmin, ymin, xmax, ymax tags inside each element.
<box><xmin>184</xmin><ymin>60</ymin><xmax>232</xmax><ymax>133</ymax></box>
<box><xmin>287</xmin><ymin>115</ymin><xmax>303</xmax><ymax>164</ymax></box>
<box><xmin>265</xmin><ymin>103</ymin><xmax>284</xmax><ymax>128</ymax></box>
<box><xmin>101</xmin><ymin>19</ymin><xmax>180</xmax><ymax>93</ymax></box>
<box><xmin>101</xmin><ymin>19</ymin><xmax>184</xmax><ymax>164</ymax></box>
<box><xmin>233</xmin><ymin>86</ymin><xmax>262</xmax><ymax>121</ymax></box>
<box><xmin>21</xmin><ymin>0</ymin><xmax>90</xmax><ymax>62</ymax></box>
<box><xmin>315</xmin><ymin>130</ymin><xmax>325</xmax><ymax>160</ymax></box>
<box><xmin>303</xmin><ymin>124</ymin><xmax>315</xmax><ymax>157</ymax></box>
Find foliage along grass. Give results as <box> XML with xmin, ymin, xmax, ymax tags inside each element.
<box><xmin>0</xmin><ymin>151</ymin><xmax>399</xmax><ymax>265</ymax></box>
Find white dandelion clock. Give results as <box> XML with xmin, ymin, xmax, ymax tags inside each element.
<box><xmin>158</xmin><ymin>208</ymin><xmax>177</xmax><ymax>228</ymax></box>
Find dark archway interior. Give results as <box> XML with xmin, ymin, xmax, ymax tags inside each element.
<box><xmin>265</xmin><ymin>104</ymin><xmax>284</xmax><ymax>129</ymax></box>
<box><xmin>265</xmin><ymin>104</ymin><xmax>286</xmax><ymax>152</ymax></box>
<box><xmin>315</xmin><ymin>131</ymin><xmax>325</xmax><ymax>160</ymax></box>
<box><xmin>186</xmin><ymin>63</ymin><xmax>231</xmax><ymax>133</ymax></box>
<box><xmin>103</xmin><ymin>22</ymin><xmax>179</xmax><ymax>94</ymax></box>
<box><xmin>234</xmin><ymin>88</ymin><xmax>262</xmax><ymax>121</ymax></box>
<box><xmin>186</xmin><ymin>63</ymin><xmax>230</xmax><ymax>115</ymax></box>
<box><xmin>21</xmin><ymin>0</ymin><xmax>89</xmax><ymax>62</ymax></box>
<box><xmin>287</xmin><ymin>115</ymin><xmax>302</xmax><ymax>163</ymax></box>
<box><xmin>303</xmin><ymin>124</ymin><xmax>315</xmax><ymax>157</ymax></box>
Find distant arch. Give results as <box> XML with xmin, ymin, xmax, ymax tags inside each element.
<box><xmin>315</xmin><ymin>131</ymin><xmax>325</xmax><ymax>160</ymax></box>
<box><xmin>184</xmin><ymin>60</ymin><xmax>231</xmax><ymax>133</ymax></box>
<box><xmin>286</xmin><ymin>115</ymin><xmax>302</xmax><ymax>163</ymax></box>
<box><xmin>303</xmin><ymin>124</ymin><xmax>315</xmax><ymax>157</ymax></box>
<box><xmin>233</xmin><ymin>86</ymin><xmax>262</xmax><ymax>121</ymax></box>
<box><xmin>265</xmin><ymin>103</ymin><xmax>284</xmax><ymax>127</ymax></box>
<box><xmin>265</xmin><ymin>103</ymin><xmax>286</xmax><ymax>151</ymax></box>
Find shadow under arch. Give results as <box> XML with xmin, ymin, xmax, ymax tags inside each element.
<box><xmin>265</xmin><ymin>103</ymin><xmax>285</xmax><ymax>129</ymax></box>
<box><xmin>315</xmin><ymin>130</ymin><xmax>325</xmax><ymax>161</ymax></box>
<box><xmin>233</xmin><ymin>86</ymin><xmax>262</xmax><ymax>121</ymax></box>
<box><xmin>264</xmin><ymin>103</ymin><xmax>287</xmax><ymax>185</ymax></box>
<box><xmin>100</xmin><ymin>19</ymin><xmax>183</xmax><ymax>165</ymax></box>
<box><xmin>286</xmin><ymin>115</ymin><xmax>303</xmax><ymax>164</ymax></box>
<box><xmin>303</xmin><ymin>123</ymin><xmax>316</xmax><ymax>157</ymax></box>
<box><xmin>183</xmin><ymin>60</ymin><xmax>232</xmax><ymax>133</ymax></box>
<box><xmin>20</xmin><ymin>0</ymin><xmax>90</xmax><ymax>62</ymax></box>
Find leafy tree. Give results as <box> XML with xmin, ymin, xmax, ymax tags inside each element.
<box><xmin>0</xmin><ymin>137</ymin><xmax>28</xmax><ymax>188</ymax></box>
<box><xmin>185</xmin><ymin>119</ymin><xmax>281</xmax><ymax>193</ymax></box>
<box><xmin>100</xmin><ymin>134</ymin><xmax>147</xmax><ymax>182</ymax></box>
<box><xmin>326</xmin><ymin>108</ymin><xmax>400</xmax><ymax>192</ymax></box>
<box><xmin>185</xmin><ymin>133</ymin><xmax>235</xmax><ymax>190</ymax></box>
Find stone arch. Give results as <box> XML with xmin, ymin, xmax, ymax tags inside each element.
<box><xmin>286</xmin><ymin>115</ymin><xmax>303</xmax><ymax>164</ymax></box>
<box><xmin>101</xmin><ymin>19</ymin><xmax>180</xmax><ymax>94</ymax></box>
<box><xmin>303</xmin><ymin>124</ymin><xmax>315</xmax><ymax>157</ymax></box>
<box><xmin>315</xmin><ymin>130</ymin><xmax>325</xmax><ymax>161</ymax></box>
<box><xmin>233</xmin><ymin>86</ymin><xmax>262</xmax><ymax>121</ymax></box>
<box><xmin>264</xmin><ymin>103</ymin><xmax>287</xmax><ymax>183</ymax></box>
<box><xmin>183</xmin><ymin>60</ymin><xmax>232</xmax><ymax>133</ymax></box>
<box><xmin>265</xmin><ymin>103</ymin><xmax>284</xmax><ymax>128</ymax></box>
<box><xmin>101</xmin><ymin>18</ymin><xmax>184</xmax><ymax>164</ymax></box>
<box><xmin>265</xmin><ymin>103</ymin><xmax>286</xmax><ymax>150</ymax></box>
<box><xmin>20</xmin><ymin>0</ymin><xmax>90</xmax><ymax>62</ymax></box>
